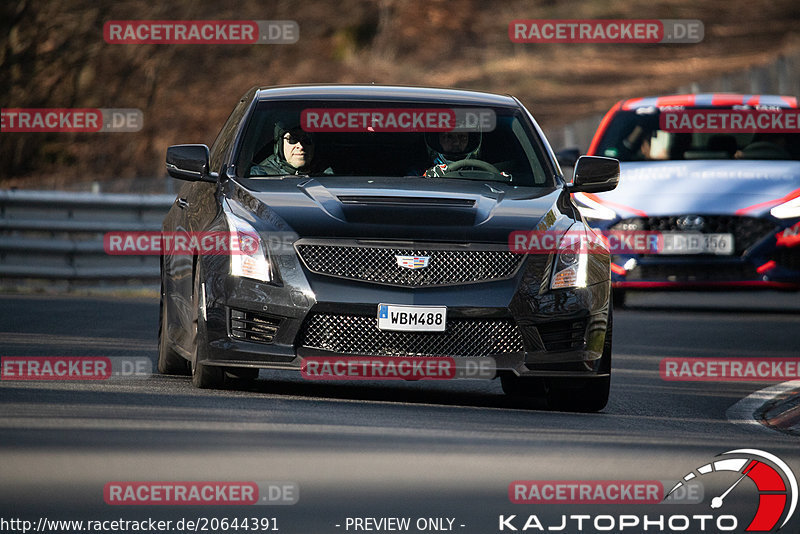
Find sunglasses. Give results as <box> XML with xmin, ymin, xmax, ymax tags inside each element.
<box><xmin>283</xmin><ymin>133</ymin><xmax>314</xmax><ymax>145</ymax></box>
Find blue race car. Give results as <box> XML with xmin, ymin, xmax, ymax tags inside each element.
<box><xmin>577</xmin><ymin>94</ymin><xmax>800</xmax><ymax>306</ymax></box>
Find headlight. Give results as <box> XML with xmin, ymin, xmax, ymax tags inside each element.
<box><xmin>572</xmin><ymin>192</ymin><xmax>617</xmax><ymax>221</ymax></box>
<box><xmin>222</xmin><ymin>202</ymin><xmax>272</xmax><ymax>283</ymax></box>
<box><xmin>550</xmin><ymin>225</ymin><xmax>589</xmax><ymax>290</ymax></box>
<box><xmin>770</xmin><ymin>196</ymin><xmax>800</xmax><ymax>219</ymax></box>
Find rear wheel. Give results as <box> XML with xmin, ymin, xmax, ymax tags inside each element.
<box><xmin>157</xmin><ymin>271</ymin><xmax>190</xmax><ymax>375</ymax></box>
<box><xmin>190</xmin><ymin>265</ymin><xmax>225</xmax><ymax>389</ymax></box>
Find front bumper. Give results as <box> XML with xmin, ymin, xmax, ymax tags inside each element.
<box><xmin>602</xmin><ymin>215</ymin><xmax>800</xmax><ymax>290</ymax></box>
<box><xmin>197</xmin><ymin>252</ymin><xmax>611</xmax><ymax>379</ymax></box>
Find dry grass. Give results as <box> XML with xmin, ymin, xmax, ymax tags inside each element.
<box><xmin>2</xmin><ymin>0</ymin><xmax>799</xmax><ymax>187</ymax></box>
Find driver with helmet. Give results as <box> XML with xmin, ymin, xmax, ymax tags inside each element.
<box><xmin>423</xmin><ymin>127</ymin><xmax>483</xmax><ymax>177</ymax></box>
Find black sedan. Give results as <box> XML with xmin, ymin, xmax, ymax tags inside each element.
<box><xmin>159</xmin><ymin>85</ymin><xmax>619</xmax><ymax>411</ymax></box>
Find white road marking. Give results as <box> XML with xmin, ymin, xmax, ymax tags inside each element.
<box><xmin>726</xmin><ymin>379</ymin><xmax>800</xmax><ymax>434</ymax></box>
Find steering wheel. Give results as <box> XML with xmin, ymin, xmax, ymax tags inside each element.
<box><xmin>739</xmin><ymin>141</ymin><xmax>792</xmax><ymax>160</ymax></box>
<box><xmin>444</xmin><ymin>159</ymin><xmax>502</xmax><ymax>174</ymax></box>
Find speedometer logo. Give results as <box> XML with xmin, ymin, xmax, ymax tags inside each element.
<box><xmin>666</xmin><ymin>449</ymin><xmax>797</xmax><ymax>531</ymax></box>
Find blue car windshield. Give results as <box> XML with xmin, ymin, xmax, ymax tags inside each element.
<box><xmin>235</xmin><ymin>101</ymin><xmax>554</xmax><ymax>187</ymax></box>
<box><xmin>596</xmin><ymin>108</ymin><xmax>800</xmax><ymax>162</ymax></box>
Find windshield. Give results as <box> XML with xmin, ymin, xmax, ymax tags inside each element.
<box><xmin>595</xmin><ymin>107</ymin><xmax>800</xmax><ymax>162</ymax></box>
<box><xmin>235</xmin><ymin>100</ymin><xmax>554</xmax><ymax>187</ymax></box>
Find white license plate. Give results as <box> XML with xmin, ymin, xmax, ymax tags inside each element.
<box><xmin>659</xmin><ymin>233</ymin><xmax>734</xmax><ymax>255</ymax></box>
<box><xmin>377</xmin><ymin>304</ymin><xmax>446</xmax><ymax>332</ymax></box>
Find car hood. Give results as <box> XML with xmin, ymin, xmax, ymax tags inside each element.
<box><xmin>234</xmin><ymin>176</ymin><xmax>565</xmax><ymax>242</ymax></box>
<box><xmin>592</xmin><ymin>160</ymin><xmax>800</xmax><ymax>216</ymax></box>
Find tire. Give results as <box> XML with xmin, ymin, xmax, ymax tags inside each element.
<box><xmin>500</xmin><ymin>375</ymin><xmax>547</xmax><ymax>397</ymax></box>
<box><xmin>190</xmin><ymin>264</ymin><xmax>225</xmax><ymax>389</ymax></box>
<box><xmin>502</xmin><ymin>305</ymin><xmax>612</xmax><ymax>413</ymax></box>
<box><xmin>546</xmin><ymin>304</ymin><xmax>613</xmax><ymax>412</ymax></box>
<box><xmin>225</xmin><ymin>368</ymin><xmax>259</xmax><ymax>381</ymax></box>
<box><xmin>544</xmin><ymin>375</ymin><xmax>610</xmax><ymax>413</ymax></box>
<box><xmin>157</xmin><ymin>272</ymin><xmax>190</xmax><ymax>375</ymax></box>
<box><xmin>612</xmin><ymin>288</ymin><xmax>626</xmax><ymax>309</ymax></box>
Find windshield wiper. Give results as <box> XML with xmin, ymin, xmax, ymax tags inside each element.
<box><xmin>436</xmin><ymin>171</ymin><xmax>513</xmax><ymax>183</ymax></box>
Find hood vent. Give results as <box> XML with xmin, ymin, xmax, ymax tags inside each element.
<box><xmin>337</xmin><ymin>195</ymin><xmax>475</xmax><ymax>208</ymax></box>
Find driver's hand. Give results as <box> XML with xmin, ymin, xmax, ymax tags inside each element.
<box><xmin>423</xmin><ymin>164</ymin><xmax>448</xmax><ymax>178</ymax></box>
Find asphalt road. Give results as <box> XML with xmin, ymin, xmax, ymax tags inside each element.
<box><xmin>1</xmin><ymin>291</ymin><xmax>799</xmax><ymax>534</ymax></box>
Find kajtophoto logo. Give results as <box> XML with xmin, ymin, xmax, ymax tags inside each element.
<box><xmin>666</xmin><ymin>449</ymin><xmax>797</xmax><ymax>532</ymax></box>
<box><xmin>500</xmin><ymin>449</ymin><xmax>796</xmax><ymax>532</ymax></box>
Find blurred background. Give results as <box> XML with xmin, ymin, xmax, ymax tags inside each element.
<box><xmin>2</xmin><ymin>0</ymin><xmax>800</xmax><ymax>192</ymax></box>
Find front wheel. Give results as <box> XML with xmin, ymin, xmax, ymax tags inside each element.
<box><xmin>546</xmin><ymin>305</ymin><xmax>612</xmax><ymax>412</ymax></box>
<box><xmin>502</xmin><ymin>306</ymin><xmax>612</xmax><ymax>412</ymax></box>
<box><xmin>190</xmin><ymin>264</ymin><xmax>225</xmax><ymax>389</ymax></box>
<box><xmin>612</xmin><ymin>288</ymin><xmax>626</xmax><ymax>309</ymax></box>
<box><xmin>225</xmin><ymin>368</ymin><xmax>259</xmax><ymax>381</ymax></box>
<box><xmin>500</xmin><ymin>375</ymin><xmax>547</xmax><ymax>397</ymax></box>
<box><xmin>543</xmin><ymin>375</ymin><xmax>610</xmax><ymax>413</ymax></box>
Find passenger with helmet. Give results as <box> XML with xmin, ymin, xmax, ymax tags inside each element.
<box><xmin>250</xmin><ymin>121</ymin><xmax>332</xmax><ymax>176</ymax></box>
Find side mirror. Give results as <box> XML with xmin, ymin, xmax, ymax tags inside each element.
<box><xmin>569</xmin><ymin>156</ymin><xmax>619</xmax><ymax>193</ymax></box>
<box><xmin>166</xmin><ymin>144</ymin><xmax>217</xmax><ymax>182</ymax></box>
<box><xmin>555</xmin><ymin>148</ymin><xmax>580</xmax><ymax>168</ymax></box>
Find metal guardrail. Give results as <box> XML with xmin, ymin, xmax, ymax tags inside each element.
<box><xmin>0</xmin><ymin>190</ymin><xmax>174</xmax><ymax>281</ymax></box>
